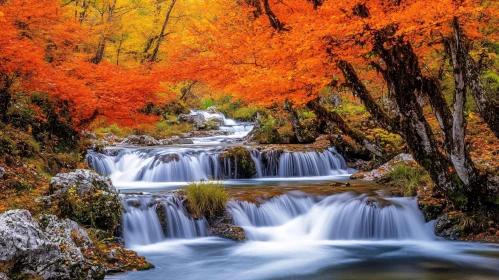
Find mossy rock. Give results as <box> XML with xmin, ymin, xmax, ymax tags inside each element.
<box><xmin>220</xmin><ymin>147</ymin><xmax>257</xmax><ymax>178</ymax></box>
<box><xmin>50</xmin><ymin>170</ymin><xmax>122</xmax><ymax>233</ymax></box>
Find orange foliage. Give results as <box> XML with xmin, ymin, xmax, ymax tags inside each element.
<box><xmin>162</xmin><ymin>0</ymin><xmax>498</xmax><ymax>106</ymax></box>
<box><xmin>0</xmin><ymin>0</ymin><xmax>165</xmax><ymax>129</ymax></box>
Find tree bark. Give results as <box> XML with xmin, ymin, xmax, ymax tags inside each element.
<box><xmin>283</xmin><ymin>99</ymin><xmax>317</xmax><ymax>143</ymax></box>
<box><xmin>307</xmin><ymin>98</ymin><xmax>384</xmax><ymax>157</ymax></box>
<box><xmin>0</xmin><ymin>77</ymin><xmax>13</xmax><ymax>122</ymax></box>
<box><xmin>149</xmin><ymin>0</ymin><xmax>177</xmax><ymax>62</ymax></box>
<box><xmin>261</xmin><ymin>0</ymin><xmax>285</xmax><ymax>31</ymax></box>
<box><xmin>337</xmin><ymin>60</ymin><xmax>400</xmax><ymax>133</ymax></box>
<box><xmin>370</xmin><ymin>33</ymin><xmax>461</xmax><ymax>197</ymax></box>
<box><xmin>451</xmin><ymin>17</ymin><xmax>499</xmax><ymax>139</ymax></box>
<box><xmin>0</xmin><ymin>87</ymin><xmax>11</xmax><ymax>122</ymax></box>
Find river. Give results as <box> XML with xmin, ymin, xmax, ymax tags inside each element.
<box><xmin>87</xmin><ymin>110</ymin><xmax>499</xmax><ymax>280</ymax></box>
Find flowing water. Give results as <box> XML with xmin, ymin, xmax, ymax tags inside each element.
<box><xmin>96</xmin><ymin>110</ymin><xmax>499</xmax><ymax>280</ymax></box>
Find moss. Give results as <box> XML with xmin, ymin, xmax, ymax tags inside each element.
<box><xmin>185</xmin><ymin>181</ymin><xmax>229</xmax><ymax>219</ymax></box>
<box><xmin>220</xmin><ymin>147</ymin><xmax>257</xmax><ymax>178</ymax></box>
<box><xmin>58</xmin><ymin>181</ymin><xmax>122</xmax><ymax>233</ymax></box>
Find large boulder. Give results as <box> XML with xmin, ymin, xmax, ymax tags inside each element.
<box><xmin>178</xmin><ymin>112</ymin><xmax>224</xmax><ymax>130</ymax></box>
<box><xmin>0</xmin><ymin>210</ymin><xmax>106</xmax><ymax>280</ymax></box>
<box><xmin>119</xmin><ymin>135</ymin><xmax>160</xmax><ymax>146</ymax></box>
<box><xmin>49</xmin><ymin>170</ymin><xmax>122</xmax><ymax>232</ymax></box>
<box><xmin>178</xmin><ymin>113</ymin><xmax>206</xmax><ymax>128</ymax></box>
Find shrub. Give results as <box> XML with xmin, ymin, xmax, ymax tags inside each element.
<box><xmin>185</xmin><ymin>182</ymin><xmax>229</xmax><ymax>219</ymax></box>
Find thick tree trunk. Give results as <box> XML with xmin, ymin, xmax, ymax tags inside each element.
<box><xmin>370</xmin><ymin>34</ymin><xmax>462</xmax><ymax>198</ymax></box>
<box><xmin>149</xmin><ymin>0</ymin><xmax>177</xmax><ymax>62</ymax></box>
<box><xmin>307</xmin><ymin>98</ymin><xmax>384</xmax><ymax>157</ymax></box>
<box><xmin>450</xmin><ymin>18</ymin><xmax>499</xmax><ymax>139</ymax></box>
<box><xmin>441</xmin><ymin>24</ymin><xmax>481</xmax><ymax>187</ymax></box>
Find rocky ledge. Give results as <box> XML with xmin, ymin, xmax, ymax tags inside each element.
<box><xmin>0</xmin><ymin>210</ymin><xmax>106</xmax><ymax>280</ymax></box>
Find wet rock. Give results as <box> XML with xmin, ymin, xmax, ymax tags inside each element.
<box><xmin>49</xmin><ymin>170</ymin><xmax>122</xmax><ymax>232</ymax></box>
<box><xmin>418</xmin><ymin>199</ymin><xmax>445</xmax><ymax>222</ymax></box>
<box><xmin>0</xmin><ymin>210</ymin><xmax>106</xmax><ymax>280</ymax></box>
<box><xmin>351</xmin><ymin>153</ymin><xmax>415</xmax><ymax>180</ymax></box>
<box><xmin>220</xmin><ymin>147</ymin><xmax>257</xmax><ymax>178</ymax></box>
<box><xmin>119</xmin><ymin>135</ymin><xmax>160</xmax><ymax>146</ymax></box>
<box><xmin>435</xmin><ymin>214</ymin><xmax>463</xmax><ymax>240</ymax></box>
<box><xmin>209</xmin><ymin>211</ymin><xmax>246</xmax><ymax>241</ymax></box>
<box><xmin>159</xmin><ymin>139</ymin><xmax>173</xmax><ymax>145</ymax></box>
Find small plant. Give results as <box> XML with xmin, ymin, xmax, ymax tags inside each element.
<box><xmin>384</xmin><ymin>164</ymin><xmax>432</xmax><ymax>196</ymax></box>
<box><xmin>185</xmin><ymin>181</ymin><xmax>229</xmax><ymax>218</ymax></box>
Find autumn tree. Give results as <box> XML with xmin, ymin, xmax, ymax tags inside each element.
<box><xmin>165</xmin><ymin>0</ymin><xmax>499</xmax><ymax>211</ymax></box>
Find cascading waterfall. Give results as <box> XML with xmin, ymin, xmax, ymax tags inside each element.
<box><xmin>188</xmin><ymin>109</ymin><xmax>254</xmax><ymax>138</ymax></box>
<box><xmin>227</xmin><ymin>192</ymin><xmax>433</xmax><ymax>241</ymax></box>
<box><xmin>86</xmin><ymin>147</ymin><xmax>352</xmax><ymax>182</ymax></box>
<box><xmin>122</xmin><ymin>195</ymin><xmax>208</xmax><ymax>247</ymax></box>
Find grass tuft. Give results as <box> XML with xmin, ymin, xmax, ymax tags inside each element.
<box><xmin>185</xmin><ymin>181</ymin><xmax>229</xmax><ymax>218</ymax></box>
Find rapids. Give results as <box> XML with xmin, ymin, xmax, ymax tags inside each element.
<box><xmin>101</xmin><ymin>110</ymin><xmax>499</xmax><ymax>280</ymax></box>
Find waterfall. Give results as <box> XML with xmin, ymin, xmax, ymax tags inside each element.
<box><xmin>86</xmin><ymin>147</ymin><xmax>353</xmax><ymax>183</ymax></box>
<box><xmin>122</xmin><ymin>195</ymin><xmax>208</xmax><ymax>247</ymax></box>
<box><xmin>227</xmin><ymin>192</ymin><xmax>433</xmax><ymax>241</ymax></box>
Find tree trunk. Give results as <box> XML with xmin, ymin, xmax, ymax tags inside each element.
<box><xmin>370</xmin><ymin>33</ymin><xmax>462</xmax><ymax>198</ymax></box>
<box><xmin>149</xmin><ymin>0</ymin><xmax>177</xmax><ymax>62</ymax></box>
<box><xmin>91</xmin><ymin>38</ymin><xmax>106</xmax><ymax>64</ymax></box>
<box><xmin>307</xmin><ymin>98</ymin><xmax>384</xmax><ymax>157</ymax></box>
<box><xmin>0</xmin><ymin>87</ymin><xmax>11</xmax><ymax>122</ymax></box>
<box><xmin>283</xmin><ymin>99</ymin><xmax>317</xmax><ymax>143</ymax></box>
<box><xmin>261</xmin><ymin>0</ymin><xmax>285</xmax><ymax>31</ymax></box>
<box><xmin>451</xmin><ymin>18</ymin><xmax>499</xmax><ymax>139</ymax></box>
<box><xmin>245</xmin><ymin>0</ymin><xmax>263</xmax><ymax>17</ymax></box>
<box><xmin>337</xmin><ymin>60</ymin><xmax>400</xmax><ymax>133</ymax></box>
<box><xmin>441</xmin><ymin>22</ymin><xmax>481</xmax><ymax>188</ymax></box>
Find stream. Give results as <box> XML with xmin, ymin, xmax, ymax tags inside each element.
<box><xmin>87</xmin><ymin>110</ymin><xmax>499</xmax><ymax>280</ymax></box>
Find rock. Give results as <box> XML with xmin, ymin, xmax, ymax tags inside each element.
<box><xmin>209</xmin><ymin>211</ymin><xmax>246</xmax><ymax>241</ymax></box>
<box><xmin>0</xmin><ymin>166</ymin><xmax>5</xmax><ymax>179</ymax></box>
<box><xmin>220</xmin><ymin>147</ymin><xmax>257</xmax><ymax>178</ymax></box>
<box><xmin>50</xmin><ymin>169</ymin><xmax>115</xmax><ymax>196</ymax></box>
<box><xmin>49</xmin><ymin>170</ymin><xmax>122</xmax><ymax>232</ymax></box>
<box><xmin>205</xmin><ymin>106</ymin><xmax>219</xmax><ymax>114</ymax></box>
<box><xmin>350</xmin><ymin>153</ymin><xmax>415</xmax><ymax>181</ymax></box>
<box><xmin>159</xmin><ymin>139</ymin><xmax>173</xmax><ymax>145</ymax></box>
<box><xmin>435</xmin><ymin>214</ymin><xmax>463</xmax><ymax>240</ymax></box>
<box><xmin>178</xmin><ymin>113</ymin><xmax>206</xmax><ymax>129</ymax></box>
<box><xmin>119</xmin><ymin>135</ymin><xmax>160</xmax><ymax>146</ymax></box>
<box><xmin>172</xmin><ymin>138</ymin><xmax>194</xmax><ymax>145</ymax></box>
<box><xmin>0</xmin><ymin>210</ymin><xmax>105</xmax><ymax>280</ymax></box>
<box><xmin>0</xmin><ymin>272</ymin><xmax>10</xmax><ymax>280</ymax></box>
